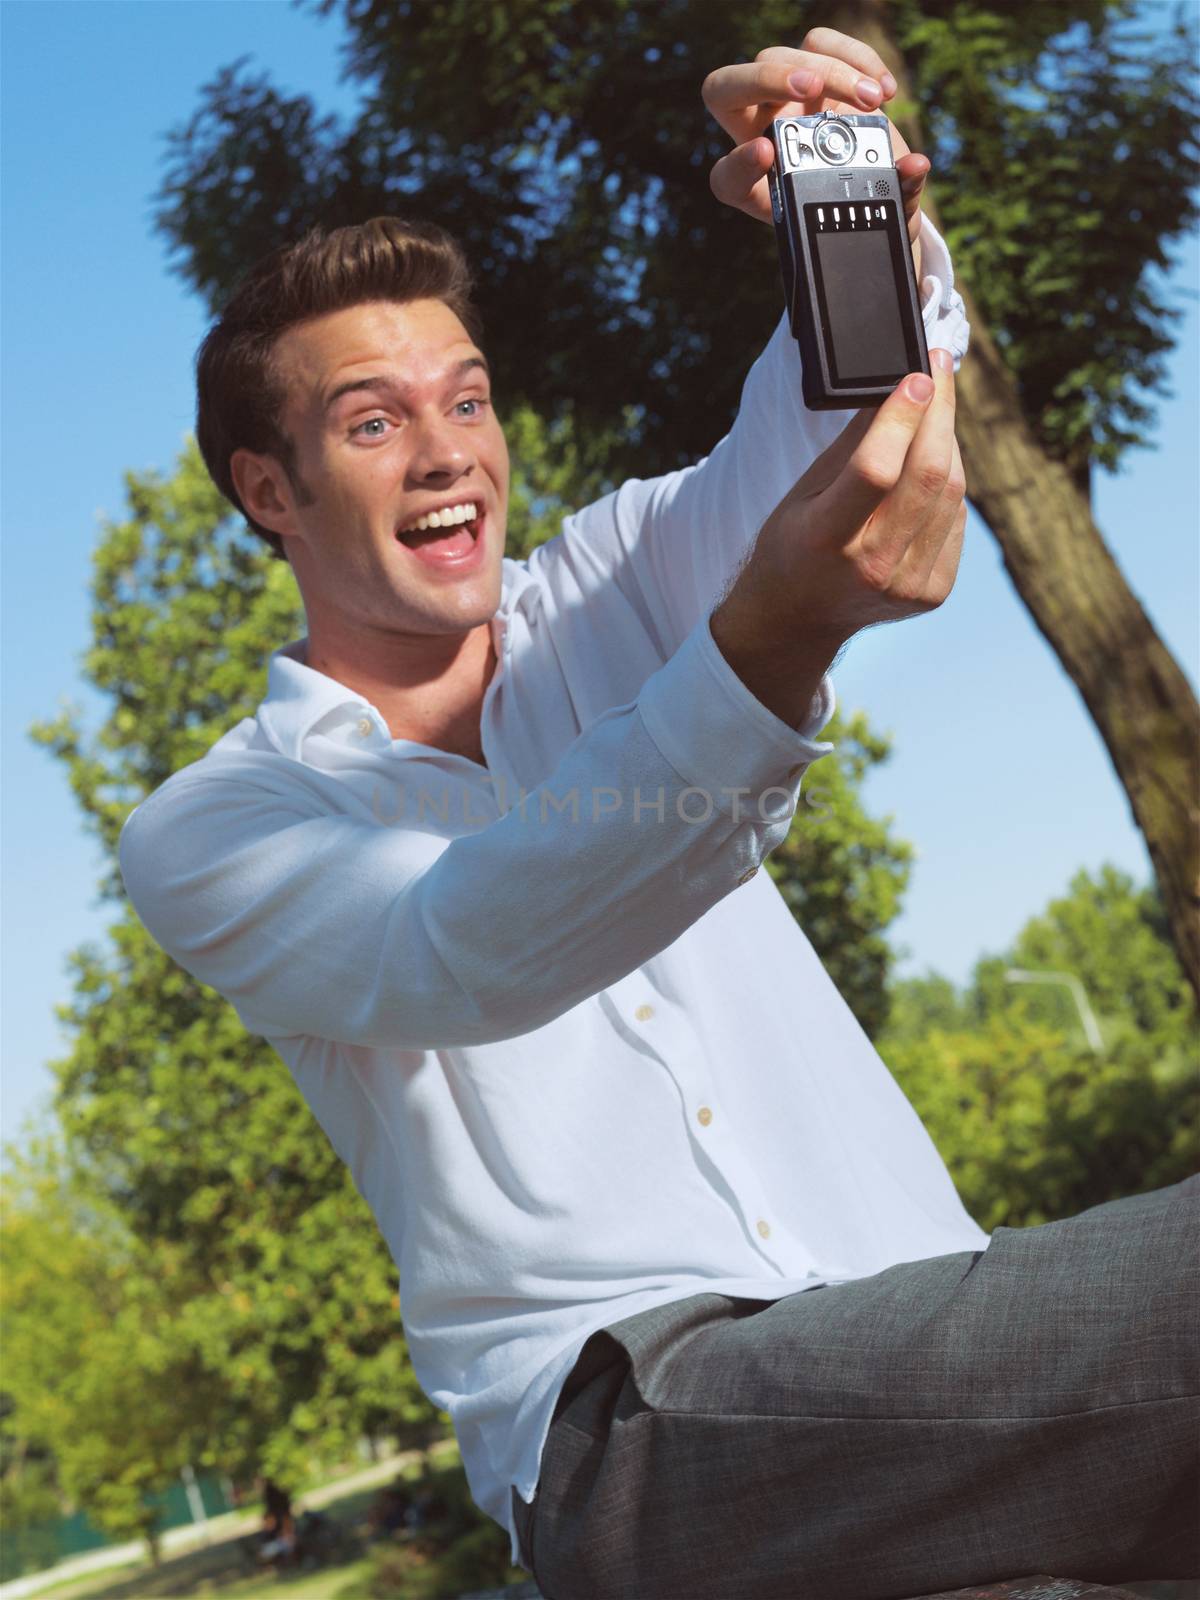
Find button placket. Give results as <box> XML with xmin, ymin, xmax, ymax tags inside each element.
<box><xmin>602</xmin><ymin>976</ymin><xmax>812</xmax><ymax>1275</ymax></box>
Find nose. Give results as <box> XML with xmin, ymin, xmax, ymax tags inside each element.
<box><xmin>405</xmin><ymin>406</ymin><xmax>472</xmax><ymax>486</ymax></box>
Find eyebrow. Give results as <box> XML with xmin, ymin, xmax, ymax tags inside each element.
<box><xmin>322</xmin><ymin>356</ymin><xmax>490</xmax><ymax>413</ymax></box>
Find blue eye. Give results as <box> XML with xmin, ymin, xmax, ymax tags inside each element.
<box><xmin>352</xmin><ymin>417</ymin><xmax>389</xmax><ymax>438</ymax></box>
<box><xmin>456</xmin><ymin>398</ymin><xmax>488</xmax><ymax>417</ymax></box>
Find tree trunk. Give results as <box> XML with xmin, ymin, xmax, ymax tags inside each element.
<box><xmin>828</xmin><ymin>0</ymin><xmax>1200</xmax><ymax>1005</ymax></box>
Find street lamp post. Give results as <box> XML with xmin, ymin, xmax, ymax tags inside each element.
<box><xmin>1004</xmin><ymin>968</ymin><xmax>1105</xmax><ymax>1054</ymax></box>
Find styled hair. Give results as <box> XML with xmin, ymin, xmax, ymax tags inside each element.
<box><xmin>194</xmin><ymin>217</ymin><xmax>482</xmax><ymax>560</ymax></box>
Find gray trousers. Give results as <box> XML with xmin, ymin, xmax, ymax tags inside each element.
<box><xmin>511</xmin><ymin>1175</ymin><xmax>1199</xmax><ymax>1599</ymax></box>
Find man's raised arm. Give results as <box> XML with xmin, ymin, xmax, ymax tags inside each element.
<box><xmin>531</xmin><ymin>30</ymin><xmax>967</xmax><ymax>664</ymax></box>
<box><xmin>117</xmin><ymin>607</ymin><xmax>834</xmax><ymax>1053</ymax></box>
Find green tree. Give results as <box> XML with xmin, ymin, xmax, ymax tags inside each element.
<box><xmin>0</xmin><ymin>1393</ymin><xmax>63</xmax><ymax>1583</ymax></box>
<box><xmin>1</xmin><ymin>1136</ymin><xmax>201</xmax><ymax>1563</ymax></box>
<box><xmin>984</xmin><ymin>862</ymin><xmax>1194</xmax><ymax>1040</ymax></box>
<box><xmin>880</xmin><ymin>865</ymin><xmax>1199</xmax><ymax>1228</ymax></box>
<box><xmin>151</xmin><ymin>0</ymin><xmax>1200</xmax><ymax>1002</ymax></box>
<box><xmin>768</xmin><ymin>714</ymin><xmax>913</xmax><ymax>1039</ymax></box>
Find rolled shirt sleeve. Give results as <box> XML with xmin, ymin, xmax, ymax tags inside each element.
<box><xmin>118</xmin><ymin>612</ymin><xmax>833</xmax><ymax>1053</ymax></box>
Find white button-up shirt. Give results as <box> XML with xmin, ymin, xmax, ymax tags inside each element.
<box><xmin>119</xmin><ymin>216</ymin><xmax>988</xmax><ymax>1565</ymax></box>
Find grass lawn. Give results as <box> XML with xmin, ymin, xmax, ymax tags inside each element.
<box><xmin>30</xmin><ymin>1545</ymin><xmax>376</xmax><ymax>1600</ymax></box>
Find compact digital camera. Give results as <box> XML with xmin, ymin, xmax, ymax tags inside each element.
<box><xmin>766</xmin><ymin>111</ymin><xmax>929</xmax><ymax>410</ymax></box>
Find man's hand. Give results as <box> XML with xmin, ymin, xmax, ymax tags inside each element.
<box><xmin>709</xmin><ymin>348</ymin><xmax>965</xmax><ymax>730</ymax></box>
<box><xmin>702</xmin><ymin>30</ymin><xmax>930</xmax><ymax>272</ymax></box>
<box><xmin>765</xmin><ymin>347</ymin><xmax>965</xmax><ymax>635</ymax></box>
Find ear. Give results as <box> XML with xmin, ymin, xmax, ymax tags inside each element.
<box><xmin>230</xmin><ymin>447</ymin><xmax>297</xmax><ymax>540</ymax></box>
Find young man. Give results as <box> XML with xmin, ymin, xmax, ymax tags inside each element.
<box><xmin>119</xmin><ymin>30</ymin><xmax>1197</xmax><ymax>1599</ymax></box>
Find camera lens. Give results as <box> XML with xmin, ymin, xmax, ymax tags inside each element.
<box><xmin>814</xmin><ymin>119</ymin><xmax>856</xmax><ymax>165</ymax></box>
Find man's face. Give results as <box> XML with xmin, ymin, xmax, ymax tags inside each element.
<box><xmin>236</xmin><ymin>297</ymin><xmax>509</xmax><ymax>644</ymax></box>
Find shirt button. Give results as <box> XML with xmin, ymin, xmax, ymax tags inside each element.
<box><xmin>634</xmin><ymin>1004</ymin><xmax>654</xmax><ymax>1022</ymax></box>
<box><xmin>356</xmin><ymin>716</ymin><xmax>373</xmax><ymax>738</ymax></box>
<box><xmin>737</xmin><ymin>866</ymin><xmax>758</xmax><ymax>885</ymax></box>
<box><xmin>697</xmin><ymin>1106</ymin><xmax>713</xmax><ymax>1127</ymax></box>
<box><xmin>756</xmin><ymin>1219</ymin><xmax>771</xmax><ymax>1240</ymax></box>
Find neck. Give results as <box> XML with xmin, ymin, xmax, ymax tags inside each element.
<box><xmin>302</xmin><ymin>620</ymin><xmax>498</xmax><ymax>764</ymax></box>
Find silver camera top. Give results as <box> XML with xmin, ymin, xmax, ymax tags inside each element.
<box><xmin>773</xmin><ymin>112</ymin><xmax>894</xmax><ymax>176</ymax></box>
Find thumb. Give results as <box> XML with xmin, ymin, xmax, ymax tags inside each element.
<box><xmin>789</xmin><ymin>403</ymin><xmax>875</xmax><ymax>502</ymax></box>
<box><xmin>813</xmin><ymin>372</ymin><xmax>936</xmax><ymax>536</ymax></box>
<box><xmin>709</xmin><ymin>136</ymin><xmax>775</xmax><ymax>220</ymax></box>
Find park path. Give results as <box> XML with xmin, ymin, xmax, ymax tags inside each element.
<box><xmin>0</xmin><ymin>1441</ymin><xmax>456</xmax><ymax>1600</ymax></box>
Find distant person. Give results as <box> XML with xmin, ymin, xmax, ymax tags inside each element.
<box><xmin>366</xmin><ymin>1483</ymin><xmax>411</xmax><ymax>1540</ymax></box>
<box><xmin>255</xmin><ymin>1477</ymin><xmax>296</xmax><ymax>1566</ymax></box>
<box><xmin>119</xmin><ymin>23</ymin><xmax>1198</xmax><ymax>1598</ymax></box>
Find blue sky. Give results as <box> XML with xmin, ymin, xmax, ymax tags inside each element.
<box><xmin>2</xmin><ymin>1</ymin><xmax>1198</xmax><ymax>1154</ymax></box>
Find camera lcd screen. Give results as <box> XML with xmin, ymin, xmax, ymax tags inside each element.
<box><xmin>805</xmin><ymin>201</ymin><xmax>913</xmax><ymax>385</ymax></box>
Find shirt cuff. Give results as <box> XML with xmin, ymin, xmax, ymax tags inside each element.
<box><xmin>637</xmin><ymin>612</ymin><xmax>836</xmax><ymax>820</ymax></box>
<box><xmin>915</xmin><ymin>212</ymin><xmax>970</xmax><ymax>371</ymax></box>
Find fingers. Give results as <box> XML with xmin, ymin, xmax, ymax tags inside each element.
<box><xmin>896</xmin><ymin>152</ymin><xmax>931</xmax><ymax>241</ymax></box>
<box><xmin>924</xmin><ymin>499</ymin><xmax>968</xmax><ymax>603</ymax></box>
<box><xmin>861</xmin><ymin>349</ymin><xmax>958</xmax><ymax>578</ymax></box>
<box><xmin>789</xmin><ymin>403</ymin><xmax>877</xmax><ymax>505</ymax></box>
<box><xmin>888</xmin><ymin>456</ymin><xmax>965</xmax><ymax>604</ymax></box>
<box><xmin>708</xmin><ymin>136</ymin><xmax>775</xmax><ymax>222</ymax></box>
<box><xmin>700</xmin><ymin>60</ymin><xmax>804</xmax><ymax>147</ymax></box>
<box><xmin>879</xmin><ymin>355</ymin><xmax>968</xmax><ymax>601</ymax></box>
<box><xmin>758</xmin><ymin>350</ymin><xmax>965</xmax><ymax>638</ymax></box>
<box><xmin>788</xmin><ymin>29</ymin><xmax>894</xmax><ymax>91</ymax></box>
<box><xmin>704</xmin><ymin>48</ymin><xmax>930</xmax><ymax>238</ymax></box>
<box><xmin>897</xmin><ymin>152</ymin><xmax>930</xmax><ymax>195</ymax></box>
<box><xmin>757</xmin><ymin>36</ymin><xmax>895</xmax><ymax>116</ymax></box>
<box><xmin>702</xmin><ymin>40</ymin><xmax>895</xmax><ymax>145</ymax></box>
<box><xmin>815</xmin><ymin>370</ymin><xmax>939</xmax><ymax>536</ymax></box>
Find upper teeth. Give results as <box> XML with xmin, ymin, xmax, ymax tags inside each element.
<box><xmin>400</xmin><ymin>502</ymin><xmax>478</xmax><ymax>535</ymax></box>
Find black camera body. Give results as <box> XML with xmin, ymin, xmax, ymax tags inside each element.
<box><xmin>767</xmin><ymin>111</ymin><xmax>929</xmax><ymax>410</ymax></box>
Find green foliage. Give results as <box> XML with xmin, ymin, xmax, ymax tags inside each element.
<box><xmin>892</xmin><ymin>0</ymin><xmax>1199</xmax><ymax>477</ymax></box>
<box><xmin>881</xmin><ymin>969</ymin><xmax>966</xmax><ymax>1040</ymax></box>
<box><xmin>363</xmin><ymin>1460</ymin><xmax>527</xmax><ymax>1599</ymax></box>
<box><xmin>769</xmin><ymin>711</ymin><xmax>913</xmax><ymax>1040</ymax></box>
<box><xmin>503</xmin><ymin>401</ymin><xmax>624</xmax><ymax>555</ymax></box>
<box><xmin>28</xmin><ymin>442</ymin><xmax>302</xmax><ymax>887</ymax></box>
<box><xmin>880</xmin><ymin>865</ymin><xmax>1199</xmax><ymax>1228</ymax></box>
<box><xmin>0</xmin><ymin>1391</ymin><xmax>62</xmax><ymax>1580</ymax></box>
<box><xmin>152</xmin><ymin>0</ymin><xmax>1198</xmax><ymax>498</ymax></box>
<box><xmin>984</xmin><ymin>861</ymin><xmax>1194</xmax><ymax>1036</ymax></box>
<box><xmin>1</xmin><ymin>1137</ymin><xmax>197</xmax><ymax>1558</ymax></box>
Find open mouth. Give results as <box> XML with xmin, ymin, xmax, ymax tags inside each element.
<box><xmin>397</xmin><ymin>510</ymin><xmax>481</xmax><ymax>546</ymax></box>
<box><xmin>395</xmin><ymin>506</ymin><xmax>485</xmax><ymax>568</ymax></box>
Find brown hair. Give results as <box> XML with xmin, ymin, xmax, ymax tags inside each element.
<box><xmin>194</xmin><ymin>217</ymin><xmax>482</xmax><ymax>560</ymax></box>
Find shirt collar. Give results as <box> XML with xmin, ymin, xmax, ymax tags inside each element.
<box><xmin>257</xmin><ymin>556</ymin><xmax>542</xmax><ymax>762</ymax></box>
